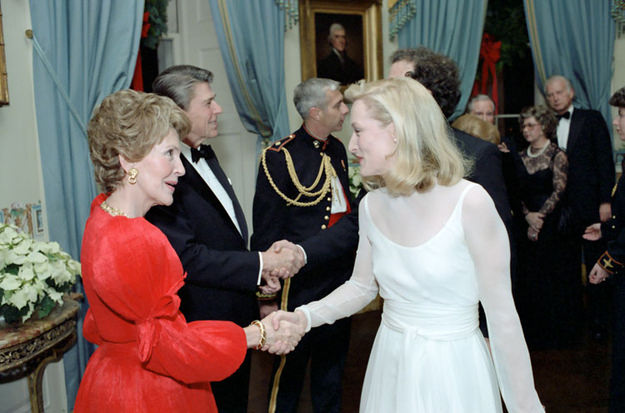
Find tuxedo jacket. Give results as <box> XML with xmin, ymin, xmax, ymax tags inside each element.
<box><xmin>251</xmin><ymin>127</ymin><xmax>360</xmax><ymax>310</ymax></box>
<box><xmin>452</xmin><ymin>127</ymin><xmax>512</xmax><ymax>226</ymax></box>
<box><xmin>146</xmin><ymin>154</ymin><xmax>260</xmax><ymax>326</ymax></box>
<box><xmin>563</xmin><ymin>108</ymin><xmax>615</xmax><ymax>230</ymax></box>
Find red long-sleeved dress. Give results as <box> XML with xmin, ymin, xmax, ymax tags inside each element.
<box><xmin>74</xmin><ymin>194</ymin><xmax>247</xmax><ymax>412</ymax></box>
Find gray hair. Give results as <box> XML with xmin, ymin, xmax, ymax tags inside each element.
<box><xmin>328</xmin><ymin>23</ymin><xmax>346</xmax><ymax>41</ymax></box>
<box><xmin>293</xmin><ymin>78</ymin><xmax>340</xmax><ymax>119</ymax></box>
<box><xmin>545</xmin><ymin>75</ymin><xmax>573</xmax><ymax>94</ymax></box>
<box><xmin>152</xmin><ymin>65</ymin><xmax>214</xmax><ymax>110</ymax></box>
<box><xmin>467</xmin><ymin>94</ymin><xmax>495</xmax><ymax>113</ymax></box>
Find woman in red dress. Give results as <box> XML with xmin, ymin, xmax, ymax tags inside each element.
<box><xmin>75</xmin><ymin>90</ymin><xmax>302</xmax><ymax>412</ymax></box>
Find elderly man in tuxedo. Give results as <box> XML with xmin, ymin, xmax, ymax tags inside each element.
<box><xmin>146</xmin><ymin>65</ymin><xmax>305</xmax><ymax>413</ymax></box>
<box><xmin>545</xmin><ymin>75</ymin><xmax>615</xmax><ymax>341</ymax></box>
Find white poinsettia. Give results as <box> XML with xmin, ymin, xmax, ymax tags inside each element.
<box><xmin>18</xmin><ymin>263</ymin><xmax>36</xmax><ymax>281</ymax></box>
<box><xmin>0</xmin><ymin>274</ymin><xmax>21</xmax><ymax>290</ymax></box>
<box><xmin>37</xmin><ymin>241</ymin><xmax>60</xmax><ymax>255</ymax></box>
<box><xmin>26</xmin><ymin>251</ymin><xmax>47</xmax><ymax>264</ymax></box>
<box><xmin>0</xmin><ymin>226</ymin><xmax>18</xmax><ymax>244</ymax></box>
<box><xmin>348</xmin><ymin>163</ymin><xmax>364</xmax><ymax>198</ymax></box>
<box><xmin>0</xmin><ymin>224</ymin><xmax>80</xmax><ymax>323</ymax></box>
<box><xmin>5</xmin><ymin>250</ymin><xmax>27</xmax><ymax>266</ymax></box>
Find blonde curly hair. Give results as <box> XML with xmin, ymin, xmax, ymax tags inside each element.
<box><xmin>88</xmin><ymin>89</ymin><xmax>190</xmax><ymax>192</ymax></box>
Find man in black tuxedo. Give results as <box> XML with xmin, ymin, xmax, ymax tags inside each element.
<box><xmin>545</xmin><ymin>75</ymin><xmax>615</xmax><ymax>340</ymax></box>
<box><xmin>389</xmin><ymin>48</ymin><xmax>512</xmax><ymax>338</ymax></box>
<box><xmin>145</xmin><ymin>65</ymin><xmax>305</xmax><ymax>413</ymax></box>
<box><xmin>317</xmin><ymin>23</ymin><xmax>363</xmax><ymax>85</ymax></box>
<box><xmin>252</xmin><ymin>78</ymin><xmax>360</xmax><ymax>413</ymax></box>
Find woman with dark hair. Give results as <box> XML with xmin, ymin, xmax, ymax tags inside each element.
<box><xmin>583</xmin><ymin>86</ymin><xmax>625</xmax><ymax>412</ymax></box>
<box><xmin>74</xmin><ymin>89</ymin><xmax>302</xmax><ymax>412</ymax></box>
<box><xmin>515</xmin><ymin>105</ymin><xmax>578</xmax><ymax>349</ymax></box>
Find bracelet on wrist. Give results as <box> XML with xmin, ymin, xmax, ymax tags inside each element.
<box><xmin>250</xmin><ymin>320</ymin><xmax>266</xmax><ymax>350</ymax></box>
<box><xmin>256</xmin><ymin>291</ymin><xmax>278</xmax><ymax>301</ymax></box>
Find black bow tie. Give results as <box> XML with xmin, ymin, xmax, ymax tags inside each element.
<box><xmin>190</xmin><ymin>144</ymin><xmax>216</xmax><ymax>163</ymax></box>
<box><xmin>556</xmin><ymin>111</ymin><xmax>571</xmax><ymax>121</ymax></box>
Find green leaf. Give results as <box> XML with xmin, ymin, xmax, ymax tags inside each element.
<box><xmin>0</xmin><ymin>303</ymin><xmax>29</xmax><ymax>324</ymax></box>
<box><xmin>37</xmin><ymin>296</ymin><xmax>56</xmax><ymax>319</ymax></box>
<box><xmin>142</xmin><ymin>0</ymin><xmax>170</xmax><ymax>50</ymax></box>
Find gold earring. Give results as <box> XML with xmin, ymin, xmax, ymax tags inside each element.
<box><xmin>128</xmin><ymin>168</ymin><xmax>138</xmax><ymax>184</ymax></box>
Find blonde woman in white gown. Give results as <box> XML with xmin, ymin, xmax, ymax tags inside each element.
<box><xmin>275</xmin><ymin>78</ymin><xmax>544</xmax><ymax>412</ymax></box>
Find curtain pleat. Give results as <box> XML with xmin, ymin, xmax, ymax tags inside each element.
<box><xmin>397</xmin><ymin>0</ymin><xmax>488</xmax><ymax>119</ymax></box>
<box><xmin>29</xmin><ymin>1</ymin><xmax>143</xmax><ymax>409</ymax></box>
<box><xmin>524</xmin><ymin>0</ymin><xmax>615</xmax><ymax>140</ymax></box>
<box><xmin>209</xmin><ymin>0</ymin><xmax>290</xmax><ymax>149</ymax></box>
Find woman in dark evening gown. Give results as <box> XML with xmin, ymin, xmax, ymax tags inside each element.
<box><xmin>515</xmin><ymin>105</ymin><xmax>580</xmax><ymax>349</ymax></box>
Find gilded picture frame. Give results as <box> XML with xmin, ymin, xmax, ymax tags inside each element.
<box><xmin>0</xmin><ymin>4</ymin><xmax>9</xmax><ymax>106</ymax></box>
<box><xmin>299</xmin><ymin>0</ymin><xmax>383</xmax><ymax>84</ymax></box>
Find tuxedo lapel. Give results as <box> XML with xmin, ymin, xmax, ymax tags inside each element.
<box><xmin>205</xmin><ymin>154</ymin><xmax>249</xmax><ymax>242</ymax></box>
<box><xmin>567</xmin><ymin>110</ymin><xmax>584</xmax><ymax>153</ymax></box>
<box><xmin>180</xmin><ymin>155</ymin><xmax>247</xmax><ymax>241</ymax></box>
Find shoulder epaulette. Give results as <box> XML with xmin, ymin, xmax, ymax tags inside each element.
<box><xmin>267</xmin><ymin>134</ymin><xmax>296</xmax><ymax>152</ymax></box>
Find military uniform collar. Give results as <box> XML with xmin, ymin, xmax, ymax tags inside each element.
<box><xmin>301</xmin><ymin>125</ymin><xmax>330</xmax><ymax>151</ymax></box>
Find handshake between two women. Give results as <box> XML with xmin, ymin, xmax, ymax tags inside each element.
<box><xmin>248</xmin><ymin>309</ymin><xmax>308</xmax><ymax>355</ymax></box>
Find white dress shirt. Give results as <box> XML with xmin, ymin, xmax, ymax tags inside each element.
<box><xmin>556</xmin><ymin>105</ymin><xmax>574</xmax><ymax>150</ymax></box>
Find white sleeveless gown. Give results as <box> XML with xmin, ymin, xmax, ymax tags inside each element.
<box><xmin>298</xmin><ymin>182</ymin><xmax>544</xmax><ymax>413</ymax></box>
<box><xmin>360</xmin><ymin>185</ymin><xmax>501</xmax><ymax>412</ymax></box>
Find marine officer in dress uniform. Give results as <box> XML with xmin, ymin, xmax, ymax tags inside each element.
<box><xmin>251</xmin><ymin>78</ymin><xmax>360</xmax><ymax>413</ymax></box>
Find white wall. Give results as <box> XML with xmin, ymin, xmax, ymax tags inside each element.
<box><xmin>0</xmin><ymin>1</ymin><xmax>67</xmax><ymax>412</ymax></box>
<box><xmin>0</xmin><ymin>0</ymin><xmax>45</xmax><ymax>212</ymax></box>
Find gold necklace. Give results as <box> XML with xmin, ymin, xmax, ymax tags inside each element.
<box><xmin>100</xmin><ymin>200</ymin><xmax>129</xmax><ymax>218</ymax></box>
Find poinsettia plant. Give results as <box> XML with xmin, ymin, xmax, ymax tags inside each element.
<box><xmin>0</xmin><ymin>224</ymin><xmax>80</xmax><ymax>324</ymax></box>
<box><xmin>348</xmin><ymin>163</ymin><xmax>363</xmax><ymax>198</ymax></box>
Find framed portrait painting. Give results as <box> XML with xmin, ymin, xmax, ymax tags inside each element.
<box><xmin>299</xmin><ymin>0</ymin><xmax>382</xmax><ymax>85</ymax></box>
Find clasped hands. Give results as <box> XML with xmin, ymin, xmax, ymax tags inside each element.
<box><xmin>255</xmin><ymin>310</ymin><xmax>307</xmax><ymax>355</ymax></box>
<box><xmin>259</xmin><ymin>240</ymin><xmax>306</xmax><ymax>295</ymax></box>
<box><xmin>525</xmin><ymin>212</ymin><xmax>544</xmax><ymax>242</ymax></box>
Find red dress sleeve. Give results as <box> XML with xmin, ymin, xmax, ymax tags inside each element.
<box><xmin>84</xmin><ymin>216</ymin><xmax>247</xmax><ymax>384</ymax></box>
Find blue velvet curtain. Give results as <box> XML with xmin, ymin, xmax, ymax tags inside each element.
<box><xmin>208</xmin><ymin>0</ymin><xmax>290</xmax><ymax>148</ymax></box>
<box><xmin>29</xmin><ymin>1</ymin><xmax>143</xmax><ymax>409</ymax></box>
<box><xmin>524</xmin><ymin>0</ymin><xmax>615</xmax><ymax>135</ymax></box>
<box><xmin>397</xmin><ymin>0</ymin><xmax>488</xmax><ymax>119</ymax></box>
